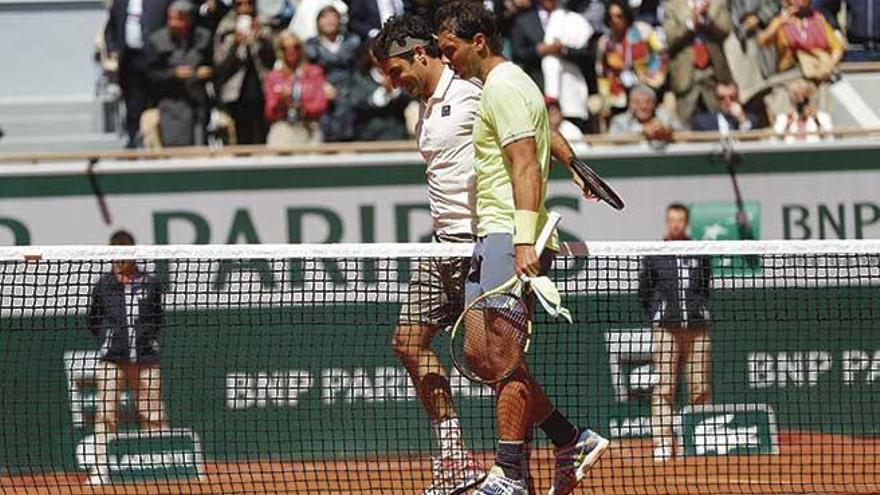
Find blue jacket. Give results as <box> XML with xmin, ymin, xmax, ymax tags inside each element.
<box><xmin>638</xmin><ymin>254</ymin><xmax>712</xmax><ymax>329</ymax></box>
<box><xmin>845</xmin><ymin>0</ymin><xmax>879</xmax><ymax>45</ymax></box>
<box><xmin>305</xmin><ymin>33</ymin><xmax>362</xmax><ymax>142</ymax></box>
<box><xmin>87</xmin><ymin>269</ymin><xmax>164</xmax><ymax>364</ymax></box>
<box><xmin>817</xmin><ymin>0</ymin><xmax>879</xmax><ymax>45</ymax></box>
<box><xmin>692</xmin><ymin>111</ymin><xmax>761</xmax><ymax>132</ymax></box>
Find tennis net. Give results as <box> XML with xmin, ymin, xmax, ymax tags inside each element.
<box><xmin>0</xmin><ymin>240</ymin><xmax>878</xmax><ymax>495</ymax></box>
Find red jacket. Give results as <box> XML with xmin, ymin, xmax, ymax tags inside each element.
<box><xmin>263</xmin><ymin>64</ymin><xmax>328</xmax><ymax>123</ymax></box>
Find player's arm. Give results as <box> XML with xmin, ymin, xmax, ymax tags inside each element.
<box><xmin>488</xmin><ymin>82</ymin><xmax>545</xmax><ymax>277</ymax></box>
<box><xmin>503</xmin><ymin>137</ymin><xmax>543</xmax><ymax>278</ymax></box>
<box><xmin>550</xmin><ymin>129</ymin><xmax>597</xmax><ymax>200</ymax></box>
<box><xmin>549</xmin><ymin>128</ymin><xmax>575</xmax><ymax>168</ymax></box>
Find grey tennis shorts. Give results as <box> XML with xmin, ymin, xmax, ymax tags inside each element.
<box><xmin>398</xmin><ymin>232</ymin><xmax>475</xmax><ymax>331</ymax></box>
<box><xmin>464</xmin><ymin>233</ymin><xmax>554</xmax><ymax>306</ymax></box>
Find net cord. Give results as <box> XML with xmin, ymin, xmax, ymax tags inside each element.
<box><xmin>1</xmin><ymin>240</ymin><xmax>879</xmax><ymax>261</ymax></box>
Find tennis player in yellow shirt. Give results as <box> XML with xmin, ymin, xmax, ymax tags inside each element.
<box><xmin>434</xmin><ymin>2</ymin><xmax>609</xmax><ymax>494</ymax></box>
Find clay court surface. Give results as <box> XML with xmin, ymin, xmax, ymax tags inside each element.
<box><xmin>1</xmin><ymin>433</ymin><xmax>877</xmax><ymax>495</ymax></box>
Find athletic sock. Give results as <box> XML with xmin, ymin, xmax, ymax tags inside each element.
<box><xmin>431</xmin><ymin>417</ymin><xmax>466</xmax><ymax>459</ymax></box>
<box><xmin>539</xmin><ymin>409</ymin><xmax>579</xmax><ymax>448</ymax></box>
<box><xmin>495</xmin><ymin>441</ymin><xmax>525</xmax><ymax>480</ymax></box>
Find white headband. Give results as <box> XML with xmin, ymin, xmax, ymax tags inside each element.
<box><xmin>387</xmin><ymin>36</ymin><xmax>432</xmax><ymax>57</ymax></box>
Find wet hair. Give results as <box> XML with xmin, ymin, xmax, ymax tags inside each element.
<box><xmin>435</xmin><ymin>0</ymin><xmax>503</xmax><ymax>55</ymax></box>
<box><xmin>371</xmin><ymin>14</ymin><xmax>442</xmax><ymax>63</ymax></box>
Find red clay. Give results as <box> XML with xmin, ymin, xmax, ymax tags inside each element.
<box><xmin>1</xmin><ymin>432</ymin><xmax>877</xmax><ymax>495</ymax></box>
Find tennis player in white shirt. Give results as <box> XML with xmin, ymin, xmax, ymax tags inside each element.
<box><xmin>371</xmin><ymin>14</ymin><xmax>597</xmax><ymax>495</ymax></box>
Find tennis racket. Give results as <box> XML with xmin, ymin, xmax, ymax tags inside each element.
<box><xmin>449</xmin><ymin>212</ymin><xmax>562</xmax><ymax>385</ymax></box>
<box><xmin>569</xmin><ymin>157</ymin><xmax>625</xmax><ymax>211</ymax></box>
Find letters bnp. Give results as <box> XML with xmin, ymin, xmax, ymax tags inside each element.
<box><xmin>748</xmin><ymin>350</ymin><xmax>880</xmax><ymax>388</ymax></box>
<box><xmin>783</xmin><ymin>202</ymin><xmax>880</xmax><ymax>239</ymax></box>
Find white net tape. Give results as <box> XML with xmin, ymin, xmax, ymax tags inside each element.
<box><xmin>1</xmin><ymin>241</ymin><xmax>879</xmax><ymax>316</ymax></box>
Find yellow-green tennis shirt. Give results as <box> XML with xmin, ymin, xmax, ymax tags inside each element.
<box><xmin>472</xmin><ymin>61</ymin><xmax>556</xmax><ymax>248</ymax></box>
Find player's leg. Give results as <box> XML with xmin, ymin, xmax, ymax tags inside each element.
<box><xmin>89</xmin><ymin>360</ymin><xmax>121</xmax><ymax>485</ymax></box>
<box><xmin>134</xmin><ymin>363</ymin><xmax>168</xmax><ymax>431</ymax></box>
<box><xmin>396</xmin><ymin>256</ymin><xmax>483</xmax><ymax>495</ymax></box>
<box><xmin>494</xmin><ymin>367</ymin><xmax>533</xmax><ymax>473</ymax></box>
<box><xmin>520</xmin><ymin>251</ymin><xmax>608</xmax><ymax>495</ymax></box>
<box><xmin>524</xmin><ymin>366</ymin><xmax>608</xmax><ymax>495</ymax></box>
<box><xmin>525</xmin><ymin>250</ymin><xmax>580</xmax><ymax>449</ymax></box>
<box><xmin>464</xmin><ymin>236</ymin><xmax>531</xmax><ymax>494</ymax></box>
<box><xmin>393</xmin><ymin>324</ymin><xmax>457</xmax><ymax>421</ymax></box>
<box><xmin>651</xmin><ymin>327</ymin><xmax>681</xmax><ymax>461</ymax></box>
<box><xmin>473</xmin><ymin>235</ymin><xmax>608</xmax><ymax>495</ymax></box>
<box><xmin>684</xmin><ymin>327</ymin><xmax>711</xmax><ymax>407</ymax></box>
<box><xmin>487</xmin><ymin>358</ymin><xmax>607</xmax><ymax>495</ymax></box>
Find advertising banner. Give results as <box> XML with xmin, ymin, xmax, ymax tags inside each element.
<box><xmin>1</xmin><ymin>142</ymin><xmax>879</xmax><ymax>247</ymax></box>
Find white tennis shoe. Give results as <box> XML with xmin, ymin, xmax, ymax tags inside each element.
<box><xmin>474</xmin><ymin>466</ymin><xmax>529</xmax><ymax>495</ymax></box>
<box><xmin>424</xmin><ymin>452</ymin><xmax>486</xmax><ymax>495</ymax></box>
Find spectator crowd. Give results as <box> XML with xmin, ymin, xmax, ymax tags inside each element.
<box><xmin>96</xmin><ymin>0</ymin><xmax>879</xmax><ymax>149</ymax></box>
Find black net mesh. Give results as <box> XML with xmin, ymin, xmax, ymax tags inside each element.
<box><xmin>0</xmin><ymin>247</ymin><xmax>878</xmax><ymax>494</ymax></box>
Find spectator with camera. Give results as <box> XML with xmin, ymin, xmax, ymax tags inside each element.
<box><xmin>664</xmin><ymin>0</ymin><xmax>733</xmax><ymax>127</ymax></box>
<box><xmin>214</xmin><ymin>0</ymin><xmax>276</xmax><ymax>144</ymax></box>
<box><xmin>145</xmin><ymin>0</ymin><xmax>214</xmax><ymax>147</ymax></box>
<box><xmin>758</xmin><ymin>0</ymin><xmax>843</xmax><ymax>83</ymax></box>
<box><xmin>263</xmin><ymin>31</ymin><xmax>329</xmax><ymax>146</ymax></box>
<box><xmin>757</xmin><ymin>0</ymin><xmax>843</xmax><ymax>115</ymax></box>
<box><xmin>773</xmin><ymin>79</ymin><xmax>833</xmax><ymax>142</ymax></box>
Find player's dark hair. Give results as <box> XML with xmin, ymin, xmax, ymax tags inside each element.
<box><xmin>110</xmin><ymin>230</ymin><xmax>136</xmax><ymax>246</ymax></box>
<box><xmin>371</xmin><ymin>15</ymin><xmax>442</xmax><ymax>63</ymax></box>
<box><xmin>604</xmin><ymin>0</ymin><xmax>635</xmax><ymax>28</ymax></box>
<box><xmin>667</xmin><ymin>203</ymin><xmax>690</xmax><ymax>221</ymax></box>
<box><xmin>435</xmin><ymin>0</ymin><xmax>503</xmax><ymax>55</ymax></box>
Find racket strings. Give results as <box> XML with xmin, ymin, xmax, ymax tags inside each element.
<box><xmin>456</xmin><ymin>293</ymin><xmax>531</xmax><ymax>383</ymax></box>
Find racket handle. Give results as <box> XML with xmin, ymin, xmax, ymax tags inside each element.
<box><xmin>534</xmin><ymin>211</ymin><xmax>562</xmax><ymax>257</ymax></box>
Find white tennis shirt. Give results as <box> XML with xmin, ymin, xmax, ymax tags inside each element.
<box><xmin>416</xmin><ymin>65</ymin><xmax>481</xmax><ymax>236</ymax></box>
